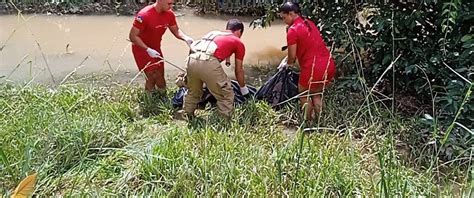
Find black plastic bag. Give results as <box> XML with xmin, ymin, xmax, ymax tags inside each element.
<box><xmin>172</xmin><ymin>80</ymin><xmax>257</xmax><ymax>108</ymax></box>
<box><xmin>255</xmin><ymin>68</ymin><xmax>299</xmax><ymax>109</ymax></box>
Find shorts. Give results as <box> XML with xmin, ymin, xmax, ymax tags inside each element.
<box><xmin>298</xmin><ymin>57</ymin><xmax>336</xmax><ymax>91</ymax></box>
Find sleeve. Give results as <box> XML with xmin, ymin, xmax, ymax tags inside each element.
<box><xmin>235</xmin><ymin>40</ymin><xmax>245</xmax><ymax>61</ymax></box>
<box><xmin>133</xmin><ymin>14</ymin><xmax>146</xmax><ymax>31</ymax></box>
<box><xmin>286</xmin><ymin>26</ymin><xmax>298</xmax><ymax>46</ymax></box>
<box><xmin>168</xmin><ymin>11</ymin><xmax>177</xmax><ymax>26</ymax></box>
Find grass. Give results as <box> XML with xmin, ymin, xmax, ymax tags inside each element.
<box><xmin>0</xmin><ymin>75</ymin><xmax>472</xmax><ymax>196</ymax></box>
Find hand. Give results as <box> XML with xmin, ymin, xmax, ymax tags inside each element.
<box><xmin>146</xmin><ymin>48</ymin><xmax>160</xmax><ymax>58</ymax></box>
<box><xmin>184</xmin><ymin>36</ymin><xmax>196</xmax><ymax>53</ymax></box>
<box><xmin>240</xmin><ymin>86</ymin><xmax>249</xmax><ymax>96</ymax></box>
<box><xmin>277</xmin><ymin>57</ymin><xmax>291</xmax><ymax>71</ymax></box>
<box><xmin>184</xmin><ymin>36</ymin><xmax>194</xmax><ymax>47</ymax></box>
<box><xmin>175</xmin><ymin>72</ymin><xmax>187</xmax><ymax>88</ymax></box>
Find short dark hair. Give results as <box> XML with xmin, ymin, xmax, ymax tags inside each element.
<box><xmin>226</xmin><ymin>19</ymin><xmax>244</xmax><ymax>34</ymax></box>
<box><xmin>279</xmin><ymin>2</ymin><xmax>300</xmax><ymax>14</ymax></box>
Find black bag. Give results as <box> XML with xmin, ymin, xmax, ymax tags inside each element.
<box><xmin>254</xmin><ymin>68</ymin><xmax>299</xmax><ymax>109</ymax></box>
<box><xmin>172</xmin><ymin>80</ymin><xmax>257</xmax><ymax>108</ymax></box>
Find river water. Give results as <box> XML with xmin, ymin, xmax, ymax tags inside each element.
<box><xmin>0</xmin><ymin>9</ymin><xmax>287</xmax><ymax>84</ymax></box>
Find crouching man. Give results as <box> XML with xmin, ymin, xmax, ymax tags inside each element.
<box><xmin>180</xmin><ymin>19</ymin><xmax>249</xmax><ymax>119</ymax></box>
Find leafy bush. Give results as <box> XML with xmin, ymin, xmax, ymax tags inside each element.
<box><xmin>252</xmin><ymin>1</ymin><xmax>473</xmax><ymax>162</ymax></box>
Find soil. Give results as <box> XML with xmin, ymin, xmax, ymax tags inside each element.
<box><xmin>0</xmin><ymin>1</ymin><xmax>187</xmax><ymax>16</ymax></box>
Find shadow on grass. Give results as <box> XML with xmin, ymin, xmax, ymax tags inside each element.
<box><xmin>185</xmin><ymin>108</ymin><xmax>233</xmax><ymax>132</ymax></box>
<box><xmin>137</xmin><ymin>91</ymin><xmax>173</xmax><ymax>118</ymax></box>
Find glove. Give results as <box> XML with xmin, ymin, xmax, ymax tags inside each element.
<box><xmin>240</xmin><ymin>86</ymin><xmax>249</xmax><ymax>96</ymax></box>
<box><xmin>185</xmin><ymin>38</ymin><xmax>194</xmax><ymax>46</ymax></box>
<box><xmin>146</xmin><ymin>48</ymin><xmax>160</xmax><ymax>58</ymax></box>
<box><xmin>184</xmin><ymin>36</ymin><xmax>194</xmax><ymax>47</ymax></box>
<box><xmin>277</xmin><ymin>57</ymin><xmax>291</xmax><ymax>71</ymax></box>
<box><xmin>184</xmin><ymin>36</ymin><xmax>196</xmax><ymax>53</ymax></box>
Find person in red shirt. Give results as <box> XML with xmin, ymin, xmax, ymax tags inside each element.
<box><xmin>178</xmin><ymin>19</ymin><xmax>249</xmax><ymax>119</ymax></box>
<box><xmin>278</xmin><ymin>2</ymin><xmax>336</xmax><ymax>121</ymax></box>
<box><xmin>129</xmin><ymin>0</ymin><xmax>194</xmax><ymax>93</ymax></box>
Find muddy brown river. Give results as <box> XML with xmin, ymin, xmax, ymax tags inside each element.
<box><xmin>0</xmin><ymin>9</ymin><xmax>287</xmax><ymax>84</ymax></box>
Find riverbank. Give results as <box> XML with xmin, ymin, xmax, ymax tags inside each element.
<box><xmin>0</xmin><ymin>1</ymin><xmax>189</xmax><ymax>16</ymax></box>
<box><xmin>1</xmin><ymin>74</ymin><xmax>470</xmax><ymax>196</ymax></box>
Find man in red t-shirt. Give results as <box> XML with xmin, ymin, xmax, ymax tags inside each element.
<box><xmin>179</xmin><ymin>19</ymin><xmax>249</xmax><ymax>119</ymax></box>
<box><xmin>129</xmin><ymin>0</ymin><xmax>194</xmax><ymax>93</ymax></box>
<box><xmin>278</xmin><ymin>2</ymin><xmax>336</xmax><ymax>121</ymax></box>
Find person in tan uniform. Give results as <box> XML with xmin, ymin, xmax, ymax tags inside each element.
<box><xmin>180</xmin><ymin>19</ymin><xmax>249</xmax><ymax>119</ymax></box>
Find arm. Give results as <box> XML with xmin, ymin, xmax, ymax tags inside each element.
<box><xmin>129</xmin><ymin>15</ymin><xmax>159</xmax><ymax>58</ymax></box>
<box><xmin>129</xmin><ymin>26</ymin><xmax>160</xmax><ymax>58</ymax></box>
<box><xmin>286</xmin><ymin>27</ymin><xmax>298</xmax><ymax>65</ymax></box>
<box><xmin>169</xmin><ymin>25</ymin><xmax>193</xmax><ymax>43</ymax></box>
<box><xmin>129</xmin><ymin>27</ymin><xmax>148</xmax><ymax>50</ymax></box>
<box><xmin>234</xmin><ymin>42</ymin><xmax>247</xmax><ymax>88</ymax></box>
<box><xmin>234</xmin><ymin>58</ymin><xmax>246</xmax><ymax>87</ymax></box>
<box><xmin>287</xmin><ymin>44</ymin><xmax>297</xmax><ymax>65</ymax></box>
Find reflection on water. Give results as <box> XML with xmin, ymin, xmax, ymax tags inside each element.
<box><xmin>0</xmin><ymin>10</ymin><xmax>287</xmax><ymax>83</ymax></box>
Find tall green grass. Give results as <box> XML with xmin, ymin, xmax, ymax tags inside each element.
<box><xmin>0</xmin><ymin>77</ymin><xmax>470</xmax><ymax>196</ymax></box>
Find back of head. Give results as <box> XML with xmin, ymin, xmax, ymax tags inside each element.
<box><xmin>226</xmin><ymin>19</ymin><xmax>244</xmax><ymax>34</ymax></box>
<box><xmin>279</xmin><ymin>2</ymin><xmax>300</xmax><ymax>14</ymax></box>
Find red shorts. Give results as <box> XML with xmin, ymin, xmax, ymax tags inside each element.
<box><xmin>132</xmin><ymin>45</ymin><xmax>164</xmax><ymax>73</ymax></box>
<box><xmin>299</xmin><ymin>57</ymin><xmax>336</xmax><ymax>91</ymax></box>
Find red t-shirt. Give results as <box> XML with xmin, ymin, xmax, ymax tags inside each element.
<box><xmin>287</xmin><ymin>16</ymin><xmax>331</xmax><ymax>70</ymax></box>
<box><xmin>213</xmin><ymin>35</ymin><xmax>245</xmax><ymax>61</ymax></box>
<box><xmin>132</xmin><ymin>5</ymin><xmax>177</xmax><ymax>50</ymax></box>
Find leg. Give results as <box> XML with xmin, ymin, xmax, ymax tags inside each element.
<box><xmin>308</xmin><ymin>58</ymin><xmax>335</xmax><ymax>115</ymax></box>
<box><xmin>308</xmin><ymin>83</ymin><xmax>324</xmax><ymax>115</ymax></box>
<box><xmin>299</xmin><ymin>84</ymin><xmax>314</xmax><ymax>121</ymax></box>
<box><xmin>154</xmin><ymin>64</ymin><xmax>166</xmax><ymax>91</ymax></box>
<box><xmin>298</xmin><ymin>67</ymin><xmax>315</xmax><ymax>121</ymax></box>
<box><xmin>153</xmin><ymin>49</ymin><xmax>166</xmax><ymax>90</ymax></box>
<box><xmin>312</xmin><ymin>94</ymin><xmax>323</xmax><ymax>115</ymax></box>
<box><xmin>201</xmin><ymin>59</ymin><xmax>234</xmax><ymax>118</ymax></box>
<box><xmin>132</xmin><ymin>50</ymin><xmax>158</xmax><ymax>92</ymax></box>
<box><xmin>144</xmin><ymin>69</ymin><xmax>158</xmax><ymax>92</ymax></box>
<box><xmin>207</xmin><ymin>79</ymin><xmax>234</xmax><ymax>119</ymax></box>
<box><xmin>183</xmin><ymin>59</ymin><xmax>204</xmax><ymax>116</ymax></box>
<box><xmin>298</xmin><ymin>63</ymin><xmax>328</xmax><ymax>122</ymax></box>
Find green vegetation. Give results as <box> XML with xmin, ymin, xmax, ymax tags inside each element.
<box><xmin>1</xmin><ymin>0</ymin><xmax>472</xmax><ymax>196</ymax></box>
<box><xmin>253</xmin><ymin>0</ymin><xmax>473</xmax><ymax>165</ymax></box>
<box><xmin>0</xmin><ymin>74</ymin><xmax>471</xmax><ymax>196</ymax></box>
